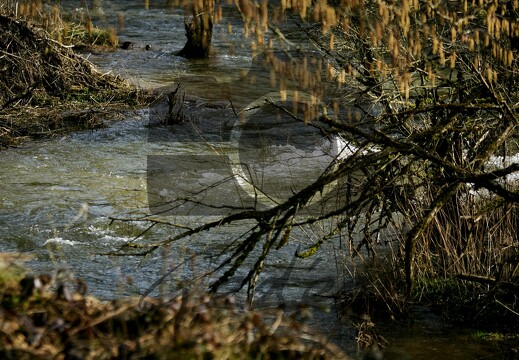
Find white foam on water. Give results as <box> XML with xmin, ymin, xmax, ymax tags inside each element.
<box><xmin>331</xmin><ymin>135</ymin><xmax>357</xmax><ymax>160</ymax></box>
<box><xmin>43</xmin><ymin>237</ymin><xmax>77</xmax><ymax>246</ymax></box>
<box><xmin>486</xmin><ymin>153</ymin><xmax>519</xmax><ymax>182</ymax></box>
<box><xmin>99</xmin><ymin>235</ymin><xmax>133</xmax><ymax>243</ymax></box>
<box><xmin>87</xmin><ymin>225</ymin><xmax>145</xmax><ymax>244</ymax></box>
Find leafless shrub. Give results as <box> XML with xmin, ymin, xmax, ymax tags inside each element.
<box><xmin>117</xmin><ymin>0</ymin><xmax>519</xmax><ymax>325</ymax></box>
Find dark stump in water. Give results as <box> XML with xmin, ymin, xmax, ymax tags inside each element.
<box><xmin>121</xmin><ymin>41</ymin><xmax>134</xmax><ymax>50</ymax></box>
<box><xmin>176</xmin><ymin>10</ymin><xmax>212</xmax><ymax>59</ymax></box>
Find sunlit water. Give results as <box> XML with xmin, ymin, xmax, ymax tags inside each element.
<box><xmin>0</xmin><ymin>1</ymin><xmax>508</xmax><ymax>358</ymax></box>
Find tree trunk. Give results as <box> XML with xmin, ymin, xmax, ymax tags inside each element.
<box><xmin>176</xmin><ymin>9</ymin><xmax>212</xmax><ymax>59</ymax></box>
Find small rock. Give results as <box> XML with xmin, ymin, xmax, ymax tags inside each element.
<box><xmin>121</xmin><ymin>41</ymin><xmax>133</xmax><ymax>50</ymax></box>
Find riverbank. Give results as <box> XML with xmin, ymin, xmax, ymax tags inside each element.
<box><xmin>0</xmin><ymin>12</ymin><xmax>150</xmax><ymax>147</ymax></box>
<box><xmin>0</xmin><ymin>254</ymin><xmax>348</xmax><ymax>359</ymax></box>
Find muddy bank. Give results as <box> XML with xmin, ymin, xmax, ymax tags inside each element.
<box><xmin>0</xmin><ymin>14</ymin><xmax>149</xmax><ymax>147</ymax></box>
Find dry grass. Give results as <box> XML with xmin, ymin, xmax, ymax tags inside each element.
<box><xmin>0</xmin><ymin>254</ymin><xmax>349</xmax><ymax>360</ymax></box>
<box><xmin>0</xmin><ymin>0</ymin><xmax>118</xmax><ymax>48</ymax></box>
<box><xmin>0</xmin><ymin>12</ymin><xmax>150</xmax><ymax>147</ymax></box>
<box><xmin>412</xmin><ymin>187</ymin><xmax>519</xmax><ymax>282</ymax></box>
<box><xmin>340</xmin><ymin>186</ymin><xmax>518</xmax><ymax>336</ymax></box>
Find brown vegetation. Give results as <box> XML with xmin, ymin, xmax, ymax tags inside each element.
<box><xmin>0</xmin><ymin>254</ymin><xmax>348</xmax><ymax>360</ymax></box>
<box><xmin>118</xmin><ymin>0</ymin><xmax>519</xmax><ymax>344</ymax></box>
<box><xmin>0</xmin><ymin>0</ymin><xmax>118</xmax><ymax>48</ymax></box>
<box><xmin>0</xmin><ymin>11</ymin><xmax>145</xmax><ymax>147</ymax></box>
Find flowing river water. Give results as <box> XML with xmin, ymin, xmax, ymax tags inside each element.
<box><xmin>0</xmin><ymin>1</ymin><xmax>506</xmax><ymax>358</ymax></box>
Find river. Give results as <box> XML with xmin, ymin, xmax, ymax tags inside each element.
<box><xmin>0</xmin><ymin>1</ymin><xmax>506</xmax><ymax>359</ymax></box>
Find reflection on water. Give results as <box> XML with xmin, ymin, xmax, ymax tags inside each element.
<box><xmin>66</xmin><ymin>0</ymin><xmax>252</xmax><ymax>88</ymax></box>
